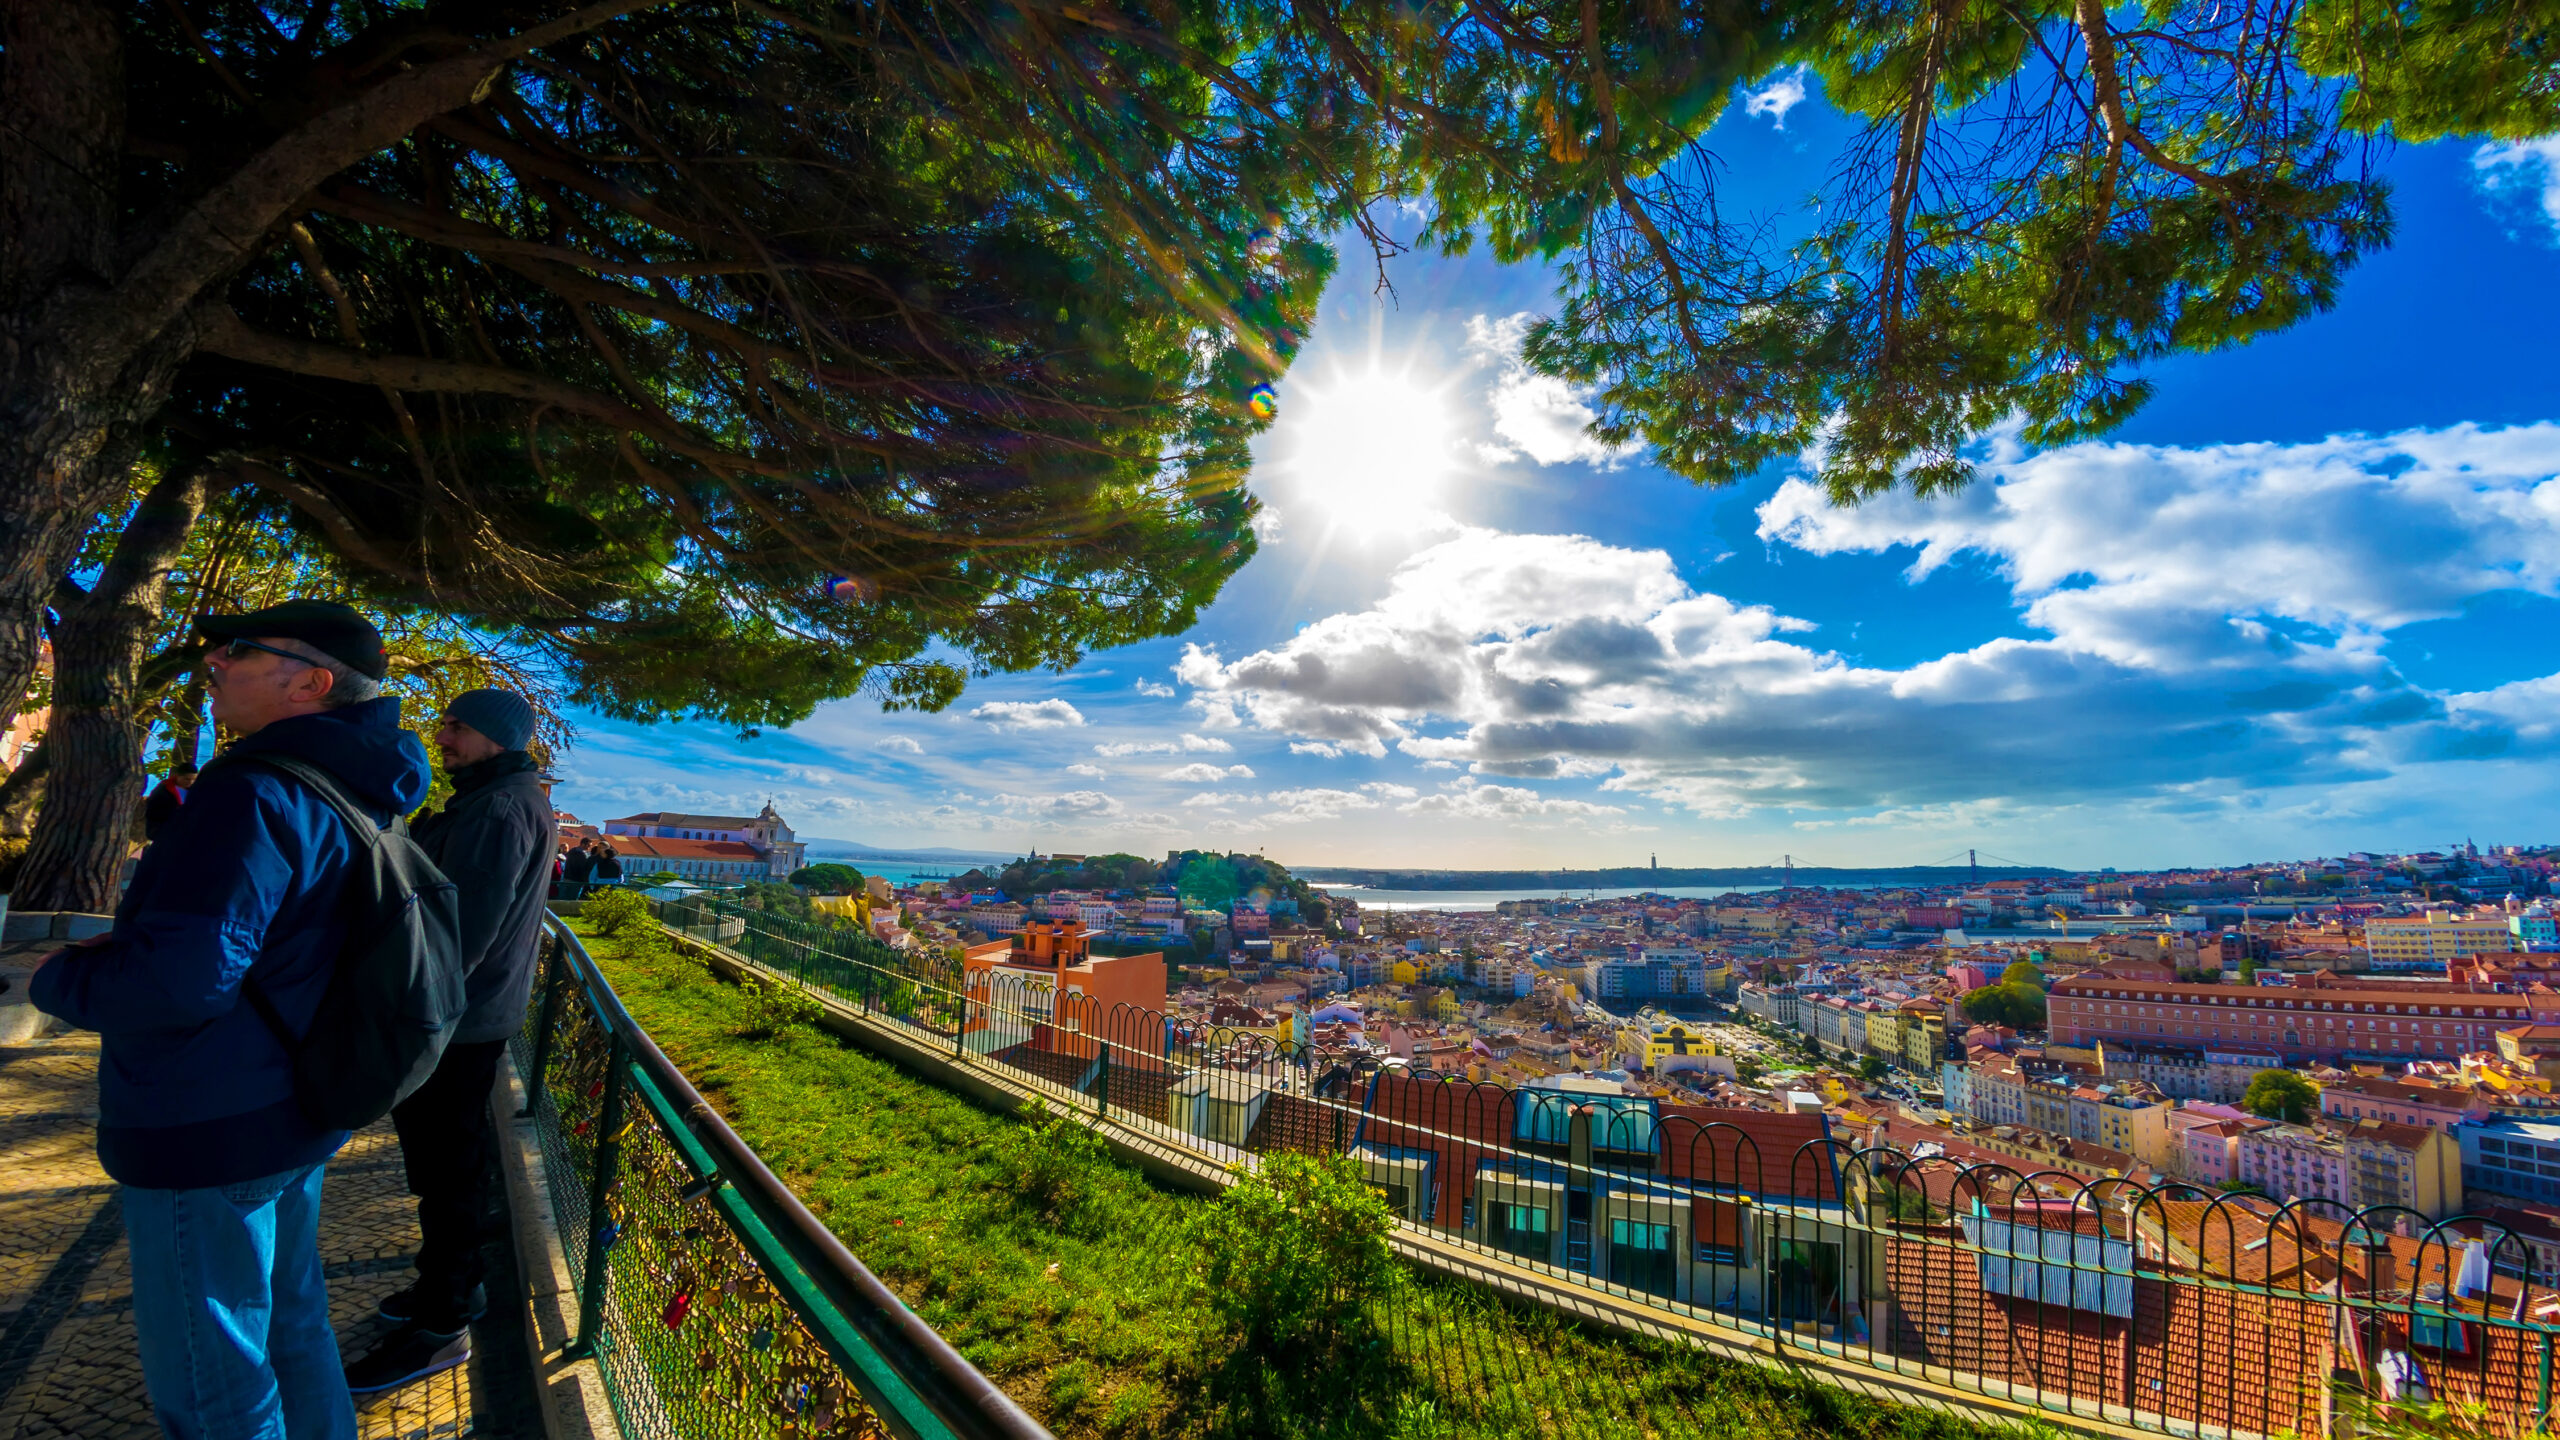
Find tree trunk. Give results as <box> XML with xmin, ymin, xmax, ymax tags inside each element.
<box><xmin>166</xmin><ymin>677</ymin><xmax>208</xmax><ymax>768</ymax></box>
<box><xmin>0</xmin><ymin>745</ymin><xmax>45</xmax><ymax>838</ymax></box>
<box><xmin>12</xmin><ymin>464</ymin><xmax>211</xmax><ymax>912</ymax></box>
<box><xmin>0</xmin><ymin>0</ymin><xmax>135</xmax><ymax>748</ymax></box>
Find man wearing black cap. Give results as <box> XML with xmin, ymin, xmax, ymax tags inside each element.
<box><xmin>344</xmin><ymin>688</ymin><xmax>555</xmax><ymax>1389</ymax></box>
<box><xmin>30</xmin><ymin>599</ymin><xmax>432</xmax><ymax>1438</ymax></box>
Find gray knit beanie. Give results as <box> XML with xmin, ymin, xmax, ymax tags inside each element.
<box><xmin>445</xmin><ymin>688</ymin><xmax>536</xmax><ymax>752</ymax></box>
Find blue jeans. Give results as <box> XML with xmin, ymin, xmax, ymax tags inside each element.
<box><xmin>122</xmin><ymin>1163</ymin><xmax>356</xmax><ymax>1440</ymax></box>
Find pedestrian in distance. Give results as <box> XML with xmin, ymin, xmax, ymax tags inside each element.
<box><xmin>342</xmin><ymin>689</ymin><xmax>556</xmax><ymax>1391</ymax></box>
<box><xmin>141</xmin><ymin>757</ymin><xmax>198</xmax><ymax>841</ymax></box>
<box><xmin>29</xmin><ymin>600</ymin><xmax>437</xmax><ymax>1440</ymax></box>
<box><xmin>588</xmin><ymin>836</ymin><xmax>625</xmax><ymax>889</ymax></box>
<box><xmin>560</xmin><ymin>836</ymin><xmax>596</xmax><ymax>898</ymax></box>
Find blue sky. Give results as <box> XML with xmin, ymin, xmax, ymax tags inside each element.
<box><xmin>550</xmin><ymin>93</ymin><xmax>2560</xmax><ymax>873</ymax></box>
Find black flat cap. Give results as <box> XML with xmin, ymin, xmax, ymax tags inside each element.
<box><xmin>196</xmin><ymin>599</ymin><xmax>389</xmax><ymax>680</ymax></box>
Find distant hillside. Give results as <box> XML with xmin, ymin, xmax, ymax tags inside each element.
<box><xmin>1294</xmin><ymin>864</ymin><xmax>2071</xmax><ymax>891</ymax></box>
<box><xmin>800</xmin><ymin>840</ymin><xmax>1019</xmax><ymax>865</ymax></box>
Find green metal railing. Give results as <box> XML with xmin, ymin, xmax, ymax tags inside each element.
<box><xmin>512</xmin><ymin>915</ymin><xmax>1052</xmax><ymax>1440</ymax></box>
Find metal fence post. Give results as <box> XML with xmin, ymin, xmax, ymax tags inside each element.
<box><xmin>566</xmin><ymin>1039</ymin><xmax>631</xmax><ymax>1359</ymax></box>
<box><xmin>516</xmin><ymin>935</ymin><xmax>567</xmax><ymax>1117</ymax></box>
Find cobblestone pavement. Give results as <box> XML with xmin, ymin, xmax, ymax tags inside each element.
<box><xmin>0</xmin><ymin>956</ymin><xmax>544</xmax><ymax>1439</ymax></box>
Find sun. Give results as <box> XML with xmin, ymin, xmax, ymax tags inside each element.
<box><xmin>1275</xmin><ymin>363</ymin><xmax>1460</xmax><ymax>536</ymax></box>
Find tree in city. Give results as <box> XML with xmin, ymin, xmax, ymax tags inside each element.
<box><xmin>1499</xmin><ymin>0</ymin><xmax>2560</xmax><ymax>501</ymax></box>
<box><xmin>788</xmin><ymin>864</ymin><xmax>867</xmax><ymax>896</ymax></box>
<box><xmin>1858</xmin><ymin>1054</ymin><xmax>1889</xmax><ymax>1084</ymax></box>
<box><xmin>4</xmin><ymin>476</ymin><xmax>571</xmax><ymax>906</ymax></box>
<box><xmin>1961</xmin><ymin>982</ymin><xmax>2047</xmax><ymax>1032</ymax></box>
<box><xmin>2241</xmin><ymin>1069</ymin><xmax>2321</xmax><ymax>1124</ymax></box>
<box><xmin>2000</xmin><ymin>960</ymin><xmax>2048</xmax><ymax>990</ymax></box>
<box><xmin>5</xmin><ymin>0</ymin><xmax>1416</xmax><ymax>909</ymax></box>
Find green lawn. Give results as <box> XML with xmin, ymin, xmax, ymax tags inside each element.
<box><xmin>578</xmin><ymin>918</ymin><xmax>2011</xmax><ymax>1440</ymax></box>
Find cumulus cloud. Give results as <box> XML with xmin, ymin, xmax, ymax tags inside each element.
<box><xmin>874</xmin><ymin>736</ymin><xmax>925</xmax><ymax>756</ymax></box>
<box><xmin>1163</xmin><ymin>762</ymin><xmax>1257</xmax><ymax>782</ymax></box>
<box><xmin>995</xmin><ymin>790</ymin><xmax>1125</xmax><ymax>820</ymax></box>
<box><xmin>1065</xmin><ymin>763</ymin><xmax>1107</xmax><ymax>778</ymax></box>
<box><xmin>1256</xmin><ymin>788</ymin><xmax>1383</xmax><ymax>824</ymax></box>
<box><xmin>1464</xmin><ymin>313</ymin><xmax>1643</xmax><ymax>468</ymax></box>
<box><xmin>1135</xmin><ymin>680</ymin><xmax>1177</xmax><ymax>698</ymax></box>
<box><xmin>1179</xmin><ymin>424</ymin><xmax>2560</xmax><ymax>817</ymax></box>
<box><xmin>1744</xmin><ymin>66</ymin><xmax>1809</xmax><ymax>129</ymax></box>
<box><xmin>1096</xmin><ymin>732</ymin><xmax>1233</xmax><ymax>757</ymax></box>
<box><xmin>970</xmin><ymin>699</ymin><xmax>1086</xmax><ymax>731</ymax></box>
<box><xmin>2474</xmin><ymin>137</ymin><xmax>2560</xmax><ymax>243</ymax></box>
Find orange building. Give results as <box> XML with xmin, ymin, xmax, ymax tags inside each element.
<box><xmin>963</xmin><ymin>920</ymin><xmax>1165</xmax><ymax>1062</ymax></box>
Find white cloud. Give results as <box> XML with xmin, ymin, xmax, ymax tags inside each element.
<box><xmin>1163</xmin><ymin>762</ymin><xmax>1257</xmax><ymax>782</ymax></box>
<box><xmin>1179</xmin><ymin>425</ymin><xmax>2560</xmax><ymax>817</ymax></box>
<box><xmin>1181</xmin><ymin>790</ymin><xmax>1256</xmax><ymax>808</ymax></box>
<box><xmin>970</xmin><ymin>699</ymin><xmax>1086</xmax><ymax>731</ymax></box>
<box><xmin>2474</xmin><ymin>136</ymin><xmax>2560</xmax><ymax>243</ymax></box>
<box><xmin>1256</xmin><ymin>788</ymin><xmax>1383</xmax><ymax>824</ymax></box>
<box><xmin>874</xmin><ymin>736</ymin><xmax>925</xmax><ymax>756</ymax></box>
<box><xmin>1744</xmin><ymin>66</ymin><xmax>1809</xmax><ymax>129</ymax></box>
<box><xmin>995</xmin><ymin>790</ymin><xmax>1125</xmax><ymax>820</ymax></box>
<box><xmin>1464</xmin><ymin>313</ymin><xmax>1643</xmax><ymax>468</ymax></box>
<box><xmin>1096</xmin><ymin>732</ymin><xmax>1231</xmax><ymax>757</ymax></box>
<box><xmin>1065</xmin><ymin>763</ymin><xmax>1107</xmax><ymax>778</ymax></box>
<box><xmin>1135</xmin><ymin>680</ymin><xmax>1177</xmax><ymax>698</ymax></box>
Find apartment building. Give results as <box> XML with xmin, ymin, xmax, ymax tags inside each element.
<box><xmin>2318</xmin><ymin>1073</ymin><xmax>2489</xmax><ymax>1131</ymax></box>
<box><xmin>2048</xmin><ymin>964</ymin><xmax>2531</xmax><ymax>1064</ymax></box>
<box><xmin>2340</xmin><ymin>1119</ymin><xmax>2463</xmax><ymax>1220</ymax></box>
<box><xmin>2364</xmin><ymin>911</ymin><xmax>2515</xmax><ymax>970</ymax></box>
<box><xmin>2234</xmin><ymin>1123</ymin><xmax>2350</xmax><ymax>1208</ymax></box>
<box><xmin>2460</xmin><ymin>1117</ymin><xmax>2560</xmax><ymax>1206</ymax></box>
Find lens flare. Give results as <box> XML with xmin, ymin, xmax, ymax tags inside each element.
<box><xmin>823</xmin><ymin>574</ymin><xmax>879</xmax><ymax>604</ymax></box>
<box><xmin>1246</xmin><ymin>382</ymin><xmax>1279</xmax><ymax>420</ymax></box>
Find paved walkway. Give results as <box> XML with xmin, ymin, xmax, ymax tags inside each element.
<box><xmin>0</xmin><ymin>945</ymin><xmax>544</xmax><ymax>1438</ymax></box>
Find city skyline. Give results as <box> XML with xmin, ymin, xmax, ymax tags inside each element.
<box><xmin>552</xmin><ymin>93</ymin><xmax>2560</xmax><ymax>872</ymax></box>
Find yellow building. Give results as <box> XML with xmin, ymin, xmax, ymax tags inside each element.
<box><xmin>2365</xmin><ymin>912</ymin><xmax>2515</xmax><ymax>967</ymax></box>
<box><xmin>2094</xmin><ymin>1095</ymin><xmax>2175</xmax><ymax>1171</ymax></box>
<box><xmin>1898</xmin><ymin>1004</ymin><xmax>1946</xmax><ymax>1075</ymax></box>
<box><xmin>1645</xmin><ymin>1023</ymin><xmax>1718</xmax><ymax>1075</ymax></box>
<box><xmin>1864</xmin><ymin>1009</ymin><xmax>1904</xmax><ymax>1063</ymax></box>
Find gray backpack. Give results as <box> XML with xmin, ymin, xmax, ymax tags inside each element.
<box><xmin>232</xmin><ymin>754</ymin><xmax>468</xmax><ymax>1129</ymax></box>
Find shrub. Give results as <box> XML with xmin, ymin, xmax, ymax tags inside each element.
<box><xmin>1193</xmin><ymin>1152</ymin><xmax>1398</xmax><ymax>1370</ymax></box>
<box><xmin>584</xmin><ymin>886</ymin><xmax>652</xmax><ymax>937</ymax></box>
<box><xmin>992</xmin><ymin>1098</ymin><xmax>1112</xmax><ymax>1229</ymax></box>
<box><xmin>730</xmin><ymin>974</ymin><xmax>824</xmax><ymax>1039</ymax></box>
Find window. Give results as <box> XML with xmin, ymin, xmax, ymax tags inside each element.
<box><xmin>1488</xmin><ymin>1201</ymin><xmax>1552</xmax><ymax>1263</ymax></box>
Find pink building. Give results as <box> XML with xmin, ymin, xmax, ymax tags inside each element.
<box><xmin>2233</xmin><ymin>1123</ymin><xmax>2350</xmax><ymax>1208</ymax></box>
<box><xmin>2171</xmin><ymin>1112</ymin><xmax>2253</xmax><ymax>1187</ymax></box>
<box><xmin>2318</xmin><ymin>1074</ymin><xmax>2488</xmax><ymax>1132</ymax></box>
<box><xmin>1947</xmin><ymin>962</ymin><xmax>1998</xmax><ymax>992</ymax></box>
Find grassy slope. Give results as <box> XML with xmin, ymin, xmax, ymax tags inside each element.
<box><xmin>582</xmin><ymin>919</ymin><xmax>2007</xmax><ymax>1440</ymax></box>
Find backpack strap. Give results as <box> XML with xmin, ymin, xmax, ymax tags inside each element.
<box><xmin>232</xmin><ymin>754</ymin><xmax>395</xmax><ymax>847</ymax></box>
<box><xmin>219</xmin><ymin>753</ymin><xmax>396</xmax><ymax>1054</ymax></box>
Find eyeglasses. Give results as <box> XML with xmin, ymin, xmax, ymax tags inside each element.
<box><xmin>210</xmin><ymin>637</ymin><xmax>311</xmax><ymax>666</ymax></box>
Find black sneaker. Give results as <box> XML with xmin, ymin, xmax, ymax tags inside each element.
<box><xmin>375</xmin><ymin>1281</ymin><xmax>486</xmax><ymax>1328</ymax></box>
<box><xmin>345</xmin><ymin>1327</ymin><xmax>471</xmax><ymax>1395</ymax></box>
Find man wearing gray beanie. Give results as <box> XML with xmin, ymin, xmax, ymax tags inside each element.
<box><xmin>344</xmin><ymin>689</ymin><xmax>555</xmax><ymax>1391</ymax></box>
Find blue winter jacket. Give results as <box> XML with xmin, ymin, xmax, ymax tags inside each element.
<box><xmin>30</xmin><ymin>697</ymin><xmax>433</xmax><ymax>1188</ymax></box>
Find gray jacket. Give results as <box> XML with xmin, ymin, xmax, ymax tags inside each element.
<box><xmin>411</xmin><ymin>751</ymin><xmax>556</xmax><ymax>1044</ymax></box>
